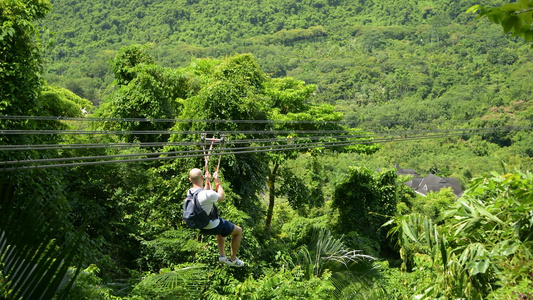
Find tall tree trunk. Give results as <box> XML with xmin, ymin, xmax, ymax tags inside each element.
<box><xmin>265</xmin><ymin>162</ymin><xmax>280</xmax><ymax>234</ymax></box>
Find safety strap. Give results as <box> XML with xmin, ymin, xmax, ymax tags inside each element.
<box><xmin>216</xmin><ymin>134</ymin><xmax>225</xmax><ymax>172</ymax></box>
<box><xmin>201</xmin><ymin>134</ymin><xmax>225</xmax><ymax>174</ymax></box>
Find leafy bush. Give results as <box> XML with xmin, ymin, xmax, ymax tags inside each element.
<box><xmin>130</xmin><ymin>264</ymin><xmax>207</xmax><ymax>299</ymax></box>
<box><xmin>139</xmin><ymin>229</ymin><xmax>204</xmax><ymax>271</ymax></box>
<box><xmin>387</xmin><ymin>170</ymin><xmax>533</xmax><ymax>299</ymax></box>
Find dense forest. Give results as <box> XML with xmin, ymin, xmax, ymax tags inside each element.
<box><xmin>1</xmin><ymin>0</ymin><xmax>532</xmax><ymax>299</ymax></box>
<box><xmin>39</xmin><ymin>0</ymin><xmax>533</xmax><ymax>180</ymax></box>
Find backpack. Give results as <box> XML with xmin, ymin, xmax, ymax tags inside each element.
<box><xmin>182</xmin><ymin>188</ymin><xmax>218</xmax><ymax>229</ymax></box>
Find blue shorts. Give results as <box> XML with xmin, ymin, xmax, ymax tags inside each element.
<box><xmin>200</xmin><ymin>218</ymin><xmax>235</xmax><ymax>237</ymax></box>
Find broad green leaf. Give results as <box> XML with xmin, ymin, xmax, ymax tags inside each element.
<box><xmin>468</xmin><ymin>258</ymin><xmax>490</xmax><ymax>275</ymax></box>
<box><xmin>466</xmin><ymin>5</ymin><xmax>483</xmax><ymax>13</ymax></box>
<box><xmin>518</xmin><ymin>0</ymin><xmax>531</xmax><ymax>8</ymax></box>
<box><xmin>424</xmin><ymin>217</ymin><xmax>433</xmax><ymax>249</ymax></box>
<box><xmin>440</xmin><ymin>236</ymin><xmax>447</xmax><ymax>271</ymax></box>
<box><xmin>475</xmin><ymin>204</ymin><xmax>504</xmax><ymax>225</ymax></box>
<box><xmin>402</xmin><ymin>221</ymin><xmax>419</xmax><ymax>244</ymax></box>
<box><xmin>501</xmin><ymin>3</ymin><xmax>521</xmax><ymax>11</ymax></box>
<box><xmin>502</xmin><ymin>241</ymin><xmax>521</xmax><ymax>256</ymax></box>
<box><xmin>513</xmin><ymin>18</ymin><xmax>523</xmax><ymax>35</ymax></box>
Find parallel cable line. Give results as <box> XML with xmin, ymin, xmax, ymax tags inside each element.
<box><xmin>0</xmin><ymin>140</ymin><xmax>370</xmax><ymax>171</ymax></box>
<box><xmin>0</xmin><ymin>124</ymin><xmax>530</xmax><ymax>171</ymax></box>
<box><xmin>0</xmin><ymin>141</ymin><xmax>199</xmax><ymax>151</ymax></box>
<box><xmin>3</xmin><ymin>115</ymin><xmax>529</xmax><ymax>128</ymax></box>
<box><xmin>0</xmin><ymin>124</ymin><xmax>525</xmax><ymax>136</ymax></box>
<box><xmin>0</xmin><ymin>129</ymin><xmax>354</xmax><ymax>135</ymax></box>
<box><xmin>0</xmin><ymin>115</ymin><xmax>344</xmax><ymax>124</ymax></box>
<box><xmin>1</xmin><ymin>126</ymin><xmax>527</xmax><ymax>171</ymax></box>
<box><xmin>0</xmin><ymin>127</ymin><xmax>504</xmax><ymax>151</ymax></box>
<box><xmin>0</xmin><ymin>133</ymin><xmax>376</xmax><ymax>151</ymax></box>
<box><xmin>0</xmin><ymin>134</ymin><xmax>451</xmax><ymax>171</ymax></box>
<box><xmin>0</xmin><ymin>139</ymin><xmax>374</xmax><ymax>166</ymax></box>
<box><xmin>0</xmin><ymin>125</ymin><xmax>529</xmax><ymax>152</ymax></box>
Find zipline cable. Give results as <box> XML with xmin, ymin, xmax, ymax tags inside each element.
<box><xmin>0</xmin><ymin>139</ymin><xmax>375</xmax><ymax>165</ymax></box>
<box><xmin>0</xmin><ymin>133</ymin><xmax>377</xmax><ymax>151</ymax></box>
<box><xmin>0</xmin><ymin>124</ymin><xmax>527</xmax><ymax>152</ymax></box>
<box><xmin>2</xmin><ymin>115</ymin><xmax>529</xmax><ymax>129</ymax></box>
<box><xmin>0</xmin><ymin>124</ymin><xmax>527</xmax><ymax>137</ymax></box>
<box><xmin>0</xmin><ymin>134</ymin><xmax>455</xmax><ymax>171</ymax></box>
<box><xmin>0</xmin><ymin>115</ymin><xmax>344</xmax><ymax>124</ymax></box>
<box><xmin>0</xmin><ymin>129</ymin><xmax>356</xmax><ymax>135</ymax></box>
<box><xmin>1</xmin><ymin>126</ymin><xmax>529</xmax><ymax>171</ymax></box>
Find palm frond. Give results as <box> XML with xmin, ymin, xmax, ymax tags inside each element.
<box><xmin>132</xmin><ymin>264</ymin><xmax>208</xmax><ymax>299</ymax></box>
<box><xmin>295</xmin><ymin>228</ymin><xmax>381</xmax><ymax>299</ymax></box>
<box><xmin>0</xmin><ymin>175</ymin><xmax>84</xmax><ymax>300</ymax></box>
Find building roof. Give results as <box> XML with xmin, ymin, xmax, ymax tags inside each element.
<box><xmin>410</xmin><ymin>174</ymin><xmax>463</xmax><ymax>197</ymax></box>
<box><xmin>392</xmin><ymin>164</ymin><xmax>463</xmax><ymax>197</ymax></box>
<box><xmin>394</xmin><ymin>164</ymin><xmax>419</xmax><ymax>177</ymax></box>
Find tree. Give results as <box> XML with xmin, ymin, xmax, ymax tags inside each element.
<box><xmin>97</xmin><ymin>44</ymin><xmax>190</xmax><ymax>143</ymax></box>
<box><xmin>468</xmin><ymin>1</ymin><xmax>533</xmax><ymax>46</ymax></box>
<box><xmin>39</xmin><ymin>83</ymin><xmax>93</xmax><ymax>117</ymax></box>
<box><xmin>168</xmin><ymin>53</ymin><xmax>271</xmax><ymax>212</ymax></box>
<box><xmin>0</xmin><ymin>0</ymin><xmax>55</xmax><ymax>156</ymax></box>
<box><xmin>332</xmin><ymin>167</ymin><xmax>406</xmax><ymax>257</ymax></box>
<box><xmin>263</xmin><ymin>99</ymin><xmax>348</xmax><ymax>233</ymax></box>
<box><xmin>0</xmin><ymin>0</ymin><xmax>51</xmax><ymax>116</ymax></box>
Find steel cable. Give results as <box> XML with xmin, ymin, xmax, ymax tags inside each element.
<box><xmin>1</xmin><ymin>126</ymin><xmax>529</xmax><ymax>171</ymax></box>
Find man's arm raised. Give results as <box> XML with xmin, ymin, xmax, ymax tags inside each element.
<box><xmin>204</xmin><ymin>171</ymin><xmax>212</xmax><ymax>190</ymax></box>
<box><xmin>213</xmin><ymin>171</ymin><xmax>224</xmax><ymax>202</ymax></box>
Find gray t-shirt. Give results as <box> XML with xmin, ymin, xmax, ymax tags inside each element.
<box><xmin>190</xmin><ymin>188</ymin><xmax>220</xmax><ymax>229</ymax></box>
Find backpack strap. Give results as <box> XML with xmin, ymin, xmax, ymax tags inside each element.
<box><xmin>209</xmin><ymin>204</ymin><xmax>219</xmax><ymax>220</ymax></box>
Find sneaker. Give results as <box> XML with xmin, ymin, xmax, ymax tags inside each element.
<box><xmin>219</xmin><ymin>255</ymin><xmax>227</xmax><ymax>263</ymax></box>
<box><xmin>224</xmin><ymin>257</ymin><xmax>245</xmax><ymax>267</ymax></box>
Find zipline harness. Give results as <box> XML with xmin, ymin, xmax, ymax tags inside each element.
<box><xmin>201</xmin><ymin>133</ymin><xmax>225</xmax><ymax>173</ymax></box>
<box><xmin>201</xmin><ymin>134</ymin><xmax>225</xmax><ymax>191</ymax></box>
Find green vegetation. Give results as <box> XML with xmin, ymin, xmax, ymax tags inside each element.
<box><xmin>469</xmin><ymin>0</ymin><xmax>533</xmax><ymax>46</ymax></box>
<box><xmin>1</xmin><ymin>0</ymin><xmax>532</xmax><ymax>299</ymax></box>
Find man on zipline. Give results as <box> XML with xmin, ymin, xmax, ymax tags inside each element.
<box><xmin>188</xmin><ymin>167</ymin><xmax>245</xmax><ymax>267</ymax></box>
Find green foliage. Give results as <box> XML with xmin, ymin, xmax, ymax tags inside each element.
<box><xmin>0</xmin><ymin>175</ymin><xmax>83</xmax><ymax>299</ymax></box>
<box><xmin>35</xmin><ymin>0</ymin><xmax>533</xmax><ymax>193</ymax></box>
<box><xmin>281</xmin><ymin>216</ymin><xmax>324</xmax><ymax>249</ymax></box>
<box><xmin>0</xmin><ymin>0</ymin><xmax>51</xmax><ymax>115</ymax></box>
<box><xmin>131</xmin><ymin>264</ymin><xmax>207</xmax><ymax>299</ymax></box>
<box><xmin>111</xmin><ymin>44</ymin><xmax>155</xmax><ymax>86</ymax></box>
<box><xmin>332</xmin><ymin>167</ymin><xmax>403</xmax><ymax>243</ymax></box>
<box><xmin>248</xmin><ymin>25</ymin><xmax>328</xmax><ymax>45</ymax></box>
<box><xmin>0</xmin><ymin>0</ymin><xmax>65</xmax><ymax>160</ymax></box>
<box><xmin>228</xmin><ymin>267</ymin><xmax>335</xmax><ymax>300</ymax></box>
<box><xmin>387</xmin><ymin>170</ymin><xmax>533</xmax><ymax>299</ymax></box>
<box><xmin>342</xmin><ymin>231</ymin><xmax>381</xmax><ymax>258</ymax></box>
<box><xmin>3</xmin><ymin>1</ymin><xmax>532</xmax><ymax>298</ymax></box>
<box><xmin>407</xmin><ymin>188</ymin><xmax>456</xmax><ymax>221</ymax></box>
<box><xmin>40</xmin><ymin>83</ymin><xmax>93</xmax><ymax>117</ymax></box>
<box><xmin>139</xmin><ymin>229</ymin><xmax>204</xmax><ymax>271</ymax></box>
<box><xmin>294</xmin><ymin>228</ymin><xmax>382</xmax><ymax>299</ymax></box>
<box><xmin>163</xmin><ymin>54</ymin><xmax>271</xmax><ymax>214</ymax></box>
<box><xmin>96</xmin><ymin>45</ymin><xmax>190</xmax><ymax>143</ymax></box>
<box><xmin>67</xmin><ymin>265</ymin><xmax>122</xmax><ymax>300</ymax></box>
<box><xmin>469</xmin><ymin>1</ymin><xmax>533</xmax><ymax>45</ymax></box>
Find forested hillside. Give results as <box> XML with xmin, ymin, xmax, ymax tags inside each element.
<box><xmin>42</xmin><ymin>0</ymin><xmax>525</xmax><ymax>105</ymax></box>
<box><xmin>41</xmin><ymin>0</ymin><xmax>533</xmax><ymax>185</ymax></box>
<box><xmin>1</xmin><ymin>0</ymin><xmax>532</xmax><ymax>299</ymax></box>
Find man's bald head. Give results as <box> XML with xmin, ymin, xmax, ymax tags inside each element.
<box><xmin>189</xmin><ymin>168</ymin><xmax>203</xmax><ymax>186</ymax></box>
